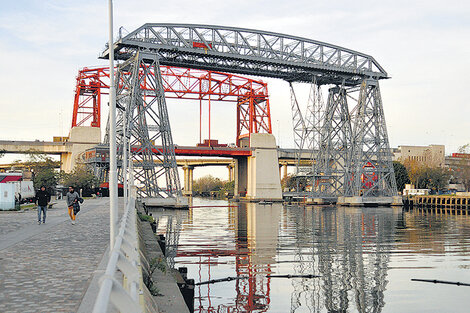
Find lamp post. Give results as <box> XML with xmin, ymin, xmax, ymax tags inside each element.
<box><xmin>108</xmin><ymin>0</ymin><xmax>118</xmax><ymax>249</ymax></box>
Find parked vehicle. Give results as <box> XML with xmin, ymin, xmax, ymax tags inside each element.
<box><xmin>0</xmin><ymin>172</ymin><xmax>23</xmax><ymax>183</ymax></box>
<box><xmin>0</xmin><ymin>172</ymin><xmax>36</xmax><ymax>203</ymax></box>
<box><xmin>12</xmin><ymin>181</ymin><xmax>36</xmax><ymax>203</ymax></box>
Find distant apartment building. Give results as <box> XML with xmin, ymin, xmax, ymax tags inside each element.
<box><xmin>393</xmin><ymin>145</ymin><xmax>445</xmax><ymax>167</ymax></box>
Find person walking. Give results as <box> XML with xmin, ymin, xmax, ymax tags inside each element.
<box><xmin>66</xmin><ymin>186</ymin><xmax>80</xmax><ymax>225</ymax></box>
<box><xmin>36</xmin><ymin>186</ymin><xmax>50</xmax><ymax>224</ymax></box>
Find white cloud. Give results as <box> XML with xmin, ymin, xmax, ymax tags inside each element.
<box><xmin>0</xmin><ymin>0</ymin><xmax>469</xmax><ymax>169</ymax></box>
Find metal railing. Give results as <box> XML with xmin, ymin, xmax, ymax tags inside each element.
<box><xmin>92</xmin><ymin>173</ymin><xmax>146</xmax><ymax>312</ymax></box>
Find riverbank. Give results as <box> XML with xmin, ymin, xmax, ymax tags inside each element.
<box><xmin>137</xmin><ymin>202</ymin><xmax>192</xmax><ymax>313</ymax></box>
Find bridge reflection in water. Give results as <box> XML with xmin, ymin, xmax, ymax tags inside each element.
<box><xmin>151</xmin><ymin>201</ymin><xmax>399</xmax><ymax>312</ymax></box>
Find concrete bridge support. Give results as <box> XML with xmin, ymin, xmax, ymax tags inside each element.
<box><xmin>228</xmin><ymin>164</ymin><xmax>235</xmax><ymax>181</ymax></box>
<box><xmin>279</xmin><ymin>162</ymin><xmax>288</xmax><ymax>181</ymax></box>
<box><xmin>235</xmin><ymin>134</ymin><xmax>282</xmax><ymax>201</ymax></box>
<box><xmin>182</xmin><ymin>166</ymin><xmax>194</xmax><ymax>196</ymax></box>
<box><xmin>60</xmin><ymin>126</ymin><xmax>101</xmax><ymax>172</ymax></box>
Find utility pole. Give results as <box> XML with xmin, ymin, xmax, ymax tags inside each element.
<box><xmin>108</xmin><ymin>0</ymin><xmax>118</xmax><ymax>249</ymax></box>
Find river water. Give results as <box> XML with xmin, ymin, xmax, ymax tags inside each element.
<box><xmin>150</xmin><ymin>198</ymin><xmax>470</xmax><ymax>313</ymax></box>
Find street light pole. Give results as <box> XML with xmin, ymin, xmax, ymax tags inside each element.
<box><xmin>108</xmin><ymin>0</ymin><xmax>118</xmax><ymax>249</ymax></box>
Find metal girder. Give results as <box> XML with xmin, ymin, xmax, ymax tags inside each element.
<box><xmin>313</xmin><ymin>85</ymin><xmax>353</xmax><ymax>200</ymax></box>
<box><xmin>73</xmin><ymin>65</ymin><xmax>272</xmax><ymax>146</ymax></box>
<box><xmin>111</xmin><ymin>51</ymin><xmax>181</xmax><ymax>198</ymax></box>
<box><xmin>102</xmin><ymin>23</ymin><xmax>387</xmax><ymax>85</ymax></box>
<box><xmin>236</xmin><ymin>94</ymin><xmax>272</xmax><ymax>145</ymax></box>
<box><xmin>345</xmin><ymin>80</ymin><xmax>397</xmax><ymax>198</ymax></box>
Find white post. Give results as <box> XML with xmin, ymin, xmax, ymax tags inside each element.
<box><xmin>108</xmin><ymin>0</ymin><xmax>118</xmax><ymax>249</ymax></box>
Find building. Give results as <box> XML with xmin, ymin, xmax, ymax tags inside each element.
<box><xmin>445</xmin><ymin>153</ymin><xmax>470</xmax><ymax>192</ymax></box>
<box><xmin>393</xmin><ymin>145</ymin><xmax>445</xmax><ymax>168</ymax></box>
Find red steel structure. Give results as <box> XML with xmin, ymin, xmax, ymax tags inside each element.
<box><xmin>72</xmin><ymin>66</ymin><xmax>272</xmax><ymax>146</ymax></box>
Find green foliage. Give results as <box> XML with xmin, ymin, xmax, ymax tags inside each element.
<box><xmin>137</xmin><ymin>211</ymin><xmax>154</xmax><ymax>222</ymax></box>
<box><xmin>217</xmin><ymin>180</ymin><xmax>235</xmax><ymax>197</ymax></box>
<box><xmin>193</xmin><ymin>175</ymin><xmax>225</xmax><ymax>194</ymax></box>
<box><xmin>15</xmin><ymin>154</ymin><xmax>60</xmax><ymax>191</ymax></box>
<box><xmin>60</xmin><ymin>164</ymin><xmax>98</xmax><ymax>191</ymax></box>
<box><xmin>393</xmin><ymin>161</ymin><xmax>410</xmax><ymax>192</ymax></box>
<box><xmin>281</xmin><ymin>174</ymin><xmax>293</xmax><ymax>189</ymax></box>
<box><xmin>415</xmin><ymin>167</ymin><xmax>450</xmax><ymax>192</ymax></box>
<box><xmin>148</xmin><ymin>285</ymin><xmax>161</xmax><ymax>296</ymax></box>
<box><xmin>154</xmin><ymin>257</ymin><xmax>167</xmax><ymax>273</ymax></box>
<box><xmin>146</xmin><ymin>257</ymin><xmax>166</xmax><ymax>296</ymax></box>
<box><xmin>33</xmin><ymin>168</ymin><xmax>58</xmax><ymax>191</ymax></box>
<box><xmin>282</xmin><ymin>174</ymin><xmax>308</xmax><ymax>191</ymax></box>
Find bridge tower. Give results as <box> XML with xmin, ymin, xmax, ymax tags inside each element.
<box><xmin>106</xmin><ymin>51</ymin><xmax>182</xmax><ymax>201</ymax></box>
<box><xmin>290</xmin><ymin>80</ymin><xmax>325</xmax><ymax>193</ymax></box>
<box><xmin>342</xmin><ymin>79</ymin><xmax>399</xmax><ymax>205</ymax></box>
<box><xmin>312</xmin><ymin>85</ymin><xmax>352</xmax><ymax>202</ymax></box>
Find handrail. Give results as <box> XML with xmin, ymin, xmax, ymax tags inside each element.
<box><xmin>92</xmin><ymin>190</ymin><xmax>144</xmax><ymax>312</ymax></box>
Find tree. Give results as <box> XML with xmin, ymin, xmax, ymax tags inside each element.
<box><xmin>415</xmin><ymin>167</ymin><xmax>450</xmax><ymax>192</ymax></box>
<box><xmin>393</xmin><ymin>161</ymin><xmax>410</xmax><ymax>192</ymax></box>
<box><xmin>217</xmin><ymin>180</ymin><xmax>235</xmax><ymax>197</ymax></box>
<box><xmin>402</xmin><ymin>158</ymin><xmax>422</xmax><ymax>186</ymax></box>
<box><xmin>281</xmin><ymin>174</ymin><xmax>294</xmax><ymax>190</ymax></box>
<box><xmin>402</xmin><ymin>154</ymin><xmax>450</xmax><ymax>193</ymax></box>
<box><xmin>13</xmin><ymin>154</ymin><xmax>60</xmax><ymax>191</ymax></box>
<box><xmin>33</xmin><ymin>168</ymin><xmax>58</xmax><ymax>192</ymax></box>
<box><xmin>192</xmin><ymin>175</ymin><xmax>225</xmax><ymax>195</ymax></box>
<box><xmin>61</xmin><ymin>164</ymin><xmax>99</xmax><ymax>194</ymax></box>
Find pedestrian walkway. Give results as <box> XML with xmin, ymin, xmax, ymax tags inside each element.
<box><xmin>0</xmin><ymin>198</ymin><xmax>118</xmax><ymax>313</ymax></box>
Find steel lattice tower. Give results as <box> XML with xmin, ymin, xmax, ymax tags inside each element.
<box><xmin>108</xmin><ymin>51</ymin><xmax>181</xmax><ymax>198</ymax></box>
<box><xmin>290</xmin><ymin>83</ymin><xmax>308</xmax><ymax>176</ymax></box>
<box><xmin>345</xmin><ymin>80</ymin><xmax>397</xmax><ymax>198</ymax></box>
<box><xmin>289</xmin><ymin>81</ymin><xmax>324</xmax><ymax>191</ymax></box>
<box><xmin>313</xmin><ymin>86</ymin><xmax>352</xmax><ymax>200</ymax></box>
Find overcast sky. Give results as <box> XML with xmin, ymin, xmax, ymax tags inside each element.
<box><xmin>0</xmin><ymin>0</ymin><xmax>469</xmax><ymax>176</ymax></box>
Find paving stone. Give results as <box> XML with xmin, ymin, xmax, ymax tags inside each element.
<box><xmin>0</xmin><ymin>198</ymin><xmax>121</xmax><ymax>312</ymax></box>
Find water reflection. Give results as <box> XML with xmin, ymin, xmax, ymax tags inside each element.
<box><xmin>151</xmin><ymin>201</ymin><xmax>470</xmax><ymax>313</ymax></box>
<box><xmin>280</xmin><ymin>206</ymin><xmax>395</xmax><ymax>313</ymax></box>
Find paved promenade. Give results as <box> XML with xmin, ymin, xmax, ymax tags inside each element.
<box><xmin>0</xmin><ymin>198</ymin><xmax>118</xmax><ymax>313</ymax></box>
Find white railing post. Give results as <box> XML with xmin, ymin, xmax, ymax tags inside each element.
<box><xmin>92</xmin><ymin>156</ymin><xmax>145</xmax><ymax>312</ymax></box>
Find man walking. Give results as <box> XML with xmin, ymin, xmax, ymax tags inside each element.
<box><xmin>66</xmin><ymin>186</ymin><xmax>80</xmax><ymax>225</ymax></box>
<box><xmin>36</xmin><ymin>186</ymin><xmax>50</xmax><ymax>224</ymax></box>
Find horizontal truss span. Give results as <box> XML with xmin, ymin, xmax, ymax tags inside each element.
<box><xmin>72</xmin><ymin>66</ymin><xmax>272</xmax><ymax>144</ymax></box>
<box><xmin>102</xmin><ymin>23</ymin><xmax>387</xmax><ymax>85</ymax></box>
<box><xmin>75</xmin><ymin>65</ymin><xmax>268</xmax><ymax>100</ymax></box>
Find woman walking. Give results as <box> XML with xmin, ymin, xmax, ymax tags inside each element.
<box><xmin>66</xmin><ymin>186</ymin><xmax>80</xmax><ymax>225</ymax></box>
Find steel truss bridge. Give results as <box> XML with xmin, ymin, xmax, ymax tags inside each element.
<box><xmin>72</xmin><ymin>65</ymin><xmax>272</xmax><ymax>145</ymax></box>
<box><xmin>100</xmin><ymin>23</ymin><xmax>397</xmax><ymax>200</ymax></box>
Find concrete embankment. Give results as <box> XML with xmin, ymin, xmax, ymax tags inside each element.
<box><xmin>137</xmin><ymin>203</ymin><xmax>191</xmax><ymax>313</ymax></box>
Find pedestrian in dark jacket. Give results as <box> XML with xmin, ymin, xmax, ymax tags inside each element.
<box><xmin>36</xmin><ymin>186</ymin><xmax>50</xmax><ymax>224</ymax></box>
<box><xmin>66</xmin><ymin>186</ymin><xmax>80</xmax><ymax>225</ymax></box>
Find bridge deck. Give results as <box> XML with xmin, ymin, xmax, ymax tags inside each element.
<box><xmin>0</xmin><ymin>198</ymin><xmax>119</xmax><ymax>313</ymax></box>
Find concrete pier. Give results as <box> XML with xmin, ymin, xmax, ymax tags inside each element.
<box><xmin>338</xmin><ymin>196</ymin><xmax>403</xmax><ymax>207</ymax></box>
<box><xmin>143</xmin><ymin>196</ymin><xmax>189</xmax><ymax>209</ymax></box>
<box><xmin>235</xmin><ymin>133</ymin><xmax>282</xmax><ymax>201</ymax></box>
